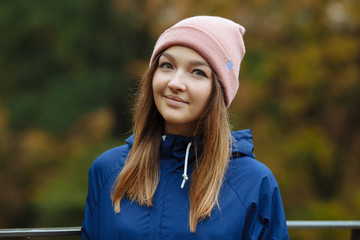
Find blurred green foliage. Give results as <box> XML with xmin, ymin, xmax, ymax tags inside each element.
<box><xmin>0</xmin><ymin>0</ymin><xmax>153</xmax><ymax>135</ymax></box>
<box><xmin>0</xmin><ymin>0</ymin><xmax>359</xmax><ymax>239</ymax></box>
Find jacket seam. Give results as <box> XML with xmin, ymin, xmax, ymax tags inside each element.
<box><xmin>90</xmin><ymin>165</ymin><xmax>123</xmax><ymax>216</ymax></box>
<box><xmin>223</xmin><ymin>178</ymin><xmax>247</xmax><ymax>212</ymax></box>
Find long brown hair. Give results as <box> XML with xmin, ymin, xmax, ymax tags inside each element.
<box><xmin>112</xmin><ymin>54</ymin><xmax>231</xmax><ymax>232</ymax></box>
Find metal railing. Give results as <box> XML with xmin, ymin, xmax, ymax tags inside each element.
<box><xmin>0</xmin><ymin>221</ymin><xmax>359</xmax><ymax>239</ymax></box>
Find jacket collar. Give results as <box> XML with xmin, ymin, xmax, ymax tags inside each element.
<box><xmin>125</xmin><ymin>133</ymin><xmax>199</xmax><ymax>163</ymax></box>
<box><xmin>125</xmin><ymin>129</ymin><xmax>255</xmax><ymax>161</ymax></box>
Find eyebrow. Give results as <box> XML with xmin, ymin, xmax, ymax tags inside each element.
<box><xmin>161</xmin><ymin>52</ymin><xmax>211</xmax><ymax>69</ymax></box>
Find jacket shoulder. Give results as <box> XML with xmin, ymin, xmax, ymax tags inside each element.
<box><xmin>225</xmin><ymin>156</ymin><xmax>279</xmax><ymax>203</ymax></box>
<box><xmin>89</xmin><ymin>144</ymin><xmax>130</xmax><ymax>191</ymax></box>
<box><xmin>225</xmin><ymin>157</ymin><xmax>289</xmax><ymax>238</ymax></box>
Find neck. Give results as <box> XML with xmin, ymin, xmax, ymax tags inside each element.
<box><xmin>164</xmin><ymin>122</ymin><xmax>197</xmax><ymax>138</ymax></box>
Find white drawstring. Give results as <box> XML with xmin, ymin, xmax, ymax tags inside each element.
<box><xmin>181</xmin><ymin>142</ymin><xmax>192</xmax><ymax>189</ymax></box>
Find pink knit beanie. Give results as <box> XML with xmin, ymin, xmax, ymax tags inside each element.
<box><xmin>150</xmin><ymin>16</ymin><xmax>246</xmax><ymax>107</ymax></box>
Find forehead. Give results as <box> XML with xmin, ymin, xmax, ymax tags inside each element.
<box><xmin>161</xmin><ymin>46</ymin><xmax>210</xmax><ymax>66</ymax></box>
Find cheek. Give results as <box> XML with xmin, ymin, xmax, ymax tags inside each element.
<box><xmin>192</xmin><ymin>82</ymin><xmax>212</xmax><ymax>106</ymax></box>
<box><xmin>152</xmin><ymin>71</ymin><xmax>165</xmax><ymax>94</ymax></box>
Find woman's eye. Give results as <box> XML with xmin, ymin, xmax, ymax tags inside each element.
<box><xmin>159</xmin><ymin>62</ymin><xmax>173</xmax><ymax>70</ymax></box>
<box><xmin>193</xmin><ymin>69</ymin><xmax>207</xmax><ymax>78</ymax></box>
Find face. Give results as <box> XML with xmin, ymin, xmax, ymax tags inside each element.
<box><xmin>152</xmin><ymin>46</ymin><xmax>213</xmax><ymax>137</ymax></box>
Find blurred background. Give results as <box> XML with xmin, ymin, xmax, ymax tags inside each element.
<box><xmin>0</xmin><ymin>0</ymin><xmax>359</xmax><ymax>239</ymax></box>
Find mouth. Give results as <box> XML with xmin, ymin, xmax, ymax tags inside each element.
<box><xmin>164</xmin><ymin>95</ymin><xmax>188</xmax><ymax>104</ymax></box>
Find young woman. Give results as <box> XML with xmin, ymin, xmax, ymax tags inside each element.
<box><xmin>81</xmin><ymin>16</ymin><xmax>289</xmax><ymax>239</ymax></box>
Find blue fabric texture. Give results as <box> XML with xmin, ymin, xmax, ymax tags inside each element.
<box><xmin>81</xmin><ymin>129</ymin><xmax>289</xmax><ymax>239</ymax></box>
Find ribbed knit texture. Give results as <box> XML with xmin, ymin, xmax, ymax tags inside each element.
<box><xmin>150</xmin><ymin>16</ymin><xmax>246</xmax><ymax>107</ymax></box>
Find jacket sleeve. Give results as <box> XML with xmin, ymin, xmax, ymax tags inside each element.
<box><xmin>81</xmin><ymin>196</ymin><xmax>92</xmax><ymax>239</ymax></box>
<box><xmin>243</xmin><ymin>175</ymin><xmax>289</xmax><ymax>240</ymax></box>
<box><xmin>81</xmin><ymin>163</ymin><xmax>100</xmax><ymax>240</ymax></box>
<box><xmin>80</xmin><ymin>145</ymin><xmax>128</xmax><ymax>239</ymax></box>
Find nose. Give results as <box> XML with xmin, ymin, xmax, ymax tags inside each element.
<box><xmin>168</xmin><ymin>70</ymin><xmax>186</xmax><ymax>92</ymax></box>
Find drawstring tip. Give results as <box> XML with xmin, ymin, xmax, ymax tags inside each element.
<box><xmin>181</xmin><ymin>179</ymin><xmax>186</xmax><ymax>188</ymax></box>
<box><xmin>181</xmin><ymin>174</ymin><xmax>188</xmax><ymax>188</ymax></box>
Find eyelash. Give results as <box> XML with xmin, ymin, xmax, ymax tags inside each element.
<box><xmin>159</xmin><ymin>62</ymin><xmax>173</xmax><ymax>70</ymax></box>
<box><xmin>193</xmin><ymin>69</ymin><xmax>207</xmax><ymax>78</ymax></box>
<box><xmin>159</xmin><ymin>62</ymin><xmax>208</xmax><ymax>78</ymax></box>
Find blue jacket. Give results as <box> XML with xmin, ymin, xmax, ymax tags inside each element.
<box><xmin>81</xmin><ymin>129</ymin><xmax>289</xmax><ymax>239</ymax></box>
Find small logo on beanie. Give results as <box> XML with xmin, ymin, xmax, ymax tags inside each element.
<box><xmin>226</xmin><ymin>60</ymin><xmax>233</xmax><ymax>71</ymax></box>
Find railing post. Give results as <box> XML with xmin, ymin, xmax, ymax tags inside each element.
<box><xmin>352</xmin><ymin>229</ymin><xmax>360</xmax><ymax>240</ymax></box>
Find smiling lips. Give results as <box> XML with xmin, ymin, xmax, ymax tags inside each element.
<box><xmin>165</xmin><ymin>95</ymin><xmax>188</xmax><ymax>106</ymax></box>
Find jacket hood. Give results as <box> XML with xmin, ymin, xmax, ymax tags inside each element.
<box><xmin>125</xmin><ymin>129</ymin><xmax>255</xmax><ymax>159</ymax></box>
<box><xmin>231</xmin><ymin>129</ymin><xmax>255</xmax><ymax>159</ymax></box>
